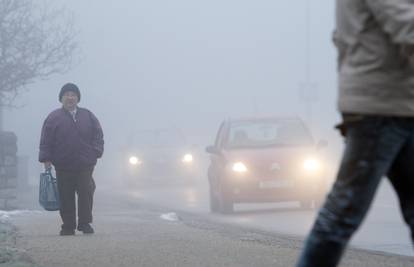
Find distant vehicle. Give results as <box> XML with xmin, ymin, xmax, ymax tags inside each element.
<box><xmin>206</xmin><ymin>116</ymin><xmax>328</xmax><ymax>213</ymax></box>
<box><xmin>123</xmin><ymin>128</ymin><xmax>200</xmax><ymax>184</ymax></box>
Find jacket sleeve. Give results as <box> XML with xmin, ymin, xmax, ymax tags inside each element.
<box><xmin>365</xmin><ymin>0</ymin><xmax>414</xmax><ymax>44</ymax></box>
<box><xmin>38</xmin><ymin>116</ymin><xmax>54</xmax><ymax>163</ymax></box>
<box><xmin>90</xmin><ymin>112</ymin><xmax>104</xmax><ymax>158</ymax></box>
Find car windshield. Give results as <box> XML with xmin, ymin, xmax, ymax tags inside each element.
<box><xmin>128</xmin><ymin>129</ymin><xmax>186</xmax><ymax>148</ymax></box>
<box><xmin>225</xmin><ymin>119</ymin><xmax>314</xmax><ymax>148</ymax></box>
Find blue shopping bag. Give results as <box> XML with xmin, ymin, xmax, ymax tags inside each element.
<box><xmin>39</xmin><ymin>169</ymin><xmax>60</xmax><ymax>211</ymax></box>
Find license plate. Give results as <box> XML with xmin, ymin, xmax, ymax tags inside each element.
<box><xmin>259</xmin><ymin>179</ymin><xmax>294</xmax><ymax>189</ymax></box>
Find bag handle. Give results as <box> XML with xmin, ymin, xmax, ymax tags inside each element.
<box><xmin>45</xmin><ymin>167</ymin><xmax>57</xmax><ymax>182</ymax></box>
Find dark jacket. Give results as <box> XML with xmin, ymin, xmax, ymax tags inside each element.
<box><xmin>39</xmin><ymin>107</ymin><xmax>104</xmax><ymax>171</ymax></box>
<box><xmin>335</xmin><ymin>0</ymin><xmax>414</xmax><ymax>117</ymax></box>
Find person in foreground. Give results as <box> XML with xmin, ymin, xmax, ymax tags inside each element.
<box><xmin>296</xmin><ymin>1</ymin><xmax>414</xmax><ymax>266</ymax></box>
<box><xmin>39</xmin><ymin>83</ymin><xmax>104</xmax><ymax>236</ymax></box>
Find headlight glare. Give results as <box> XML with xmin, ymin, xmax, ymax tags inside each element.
<box><xmin>129</xmin><ymin>156</ymin><xmax>142</xmax><ymax>166</ymax></box>
<box><xmin>232</xmin><ymin>162</ymin><xmax>248</xmax><ymax>173</ymax></box>
<box><xmin>303</xmin><ymin>158</ymin><xmax>321</xmax><ymax>172</ymax></box>
<box><xmin>182</xmin><ymin>153</ymin><xmax>193</xmax><ymax>163</ymax></box>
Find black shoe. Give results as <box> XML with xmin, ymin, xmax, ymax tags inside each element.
<box><xmin>77</xmin><ymin>223</ymin><xmax>94</xmax><ymax>234</ymax></box>
<box><xmin>60</xmin><ymin>229</ymin><xmax>75</xmax><ymax>236</ymax></box>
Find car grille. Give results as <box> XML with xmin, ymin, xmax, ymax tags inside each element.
<box><xmin>249</xmin><ymin>161</ymin><xmax>297</xmax><ymax>179</ymax></box>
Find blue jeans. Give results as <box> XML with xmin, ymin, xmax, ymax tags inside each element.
<box><xmin>296</xmin><ymin>115</ymin><xmax>414</xmax><ymax>267</ymax></box>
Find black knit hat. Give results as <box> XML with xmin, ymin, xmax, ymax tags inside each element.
<box><xmin>59</xmin><ymin>83</ymin><xmax>81</xmax><ymax>102</ymax></box>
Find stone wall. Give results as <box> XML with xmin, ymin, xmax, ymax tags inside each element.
<box><xmin>0</xmin><ymin>132</ymin><xmax>18</xmax><ymax>209</ymax></box>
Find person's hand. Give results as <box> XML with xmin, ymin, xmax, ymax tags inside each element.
<box><xmin>400</xmin><ymin>45</ymin><xmax>414</xmax><ymax>58</ymax></box>
<box><xmin>43</xmin><ymin>161</ymin><xmax>52</xmax><ymax>170</ymax></box>
<box><xmin>400</xmin><ymin>45</ymin><xmax>414</xmax><ymax>66</ymax></box>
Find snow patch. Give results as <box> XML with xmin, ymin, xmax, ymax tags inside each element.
<box><xmin>0</xmin><ymin>210</ymin><xmax>41</xmax><ymax>222</ymax></box>
<box><xmin>160</xmin><ymin>212</ymin><xmax>181</xmax><ymax>222</ymax></box>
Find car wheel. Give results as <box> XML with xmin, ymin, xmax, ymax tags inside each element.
<box><xmin>209</xmin><ymin>186</ymin><xmax>220</xmax><ymax>213</ymax></box>
<box><xmin>219</xmin><ymin>195</ymin><xmax>233</xmax><ymax>214</ymax></box>
<box><xmin>218</xmin><ymin>184</ymin><xmax>234</xmax><ymax>214</ymax></box>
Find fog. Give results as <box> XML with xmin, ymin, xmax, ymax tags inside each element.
<box><xmin>3</xmin><ymin>1</ymin><xmax>414</xmax><ymax>258</ymax></box>
<box><xmin>4</xmin><ymin>0</ymin><xmax>339</xmax><ymax>183</ymax></box>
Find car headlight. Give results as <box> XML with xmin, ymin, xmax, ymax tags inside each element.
<box><xmin>129</xmin><ymin>156</ymin><xmax>142</xmax><ymax>166</ymax></box>
<box><xmin>232</xmin><ymin>162</ymin><xmax>248</xmax><ymax>173</ymax></box>
<box><xmin>182</xmin><ymin>153</ymin><xmax>193</xmax><ymax>163</ymax></box>
<box><xmin>303</xmin><ymin>158</ymin><xmax>321</xmax><ymax>172</ymax></box>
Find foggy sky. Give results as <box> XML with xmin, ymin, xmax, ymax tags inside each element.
<box><xmin>4</xmin><ymin>1</ymin><xmax>338</xmax><ymax>181</ymax></box>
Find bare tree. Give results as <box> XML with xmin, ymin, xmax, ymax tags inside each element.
<box><xmin>0</xmin><ymin>0</ymin><xmax>78</xmax><ymax>106</ymax></box>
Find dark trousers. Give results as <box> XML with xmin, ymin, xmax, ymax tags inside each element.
<box><xmin>296</xmin><ymin>116</ymin><xmax>414</xmax><ymax>267</ymax></box>
<box><xmin>56</xmin><ymin>168</ymin><xmax>96</xmax><ymax>230</ymax></box>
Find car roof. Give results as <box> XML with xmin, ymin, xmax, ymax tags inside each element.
<box><xmin>126</xmin><ymin>127</ymin><xmax>187</xmax><ymax>146</ymax></box>
<box><xmin>133</xmin><ymin>127</ymin><xmax>182</xmax><ymax>134</ymax></box>
<box><xmin>225</xmin><ymin>115</ymin><xmax>305</xmax><ymax>124</ymax></box>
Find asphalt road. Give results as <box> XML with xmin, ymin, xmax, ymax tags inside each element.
<box><xmin>121</xmin><ymin>176</ymin><xmax>414</xmax><ymax>256</ymax></box>
<box><xmin>6</xmin><ymin>177</ymin><xmax>414</xmax><ymax>267</ymax></box>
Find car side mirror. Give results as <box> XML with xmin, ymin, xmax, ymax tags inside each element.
<box><xmin>316</xmin><ymin>139</ymin><xmax>328</xmax><ymax>149</ymax></box>
<box><xmin>206</xmin><ymin>145</ymin><xmax>221</xmax><ymax>155</ymax></box>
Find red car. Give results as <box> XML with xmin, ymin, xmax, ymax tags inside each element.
<box><xmin>206</xmin><ymin>116</ymin><xmax>328</xmax><ymax>213</ymax></box>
